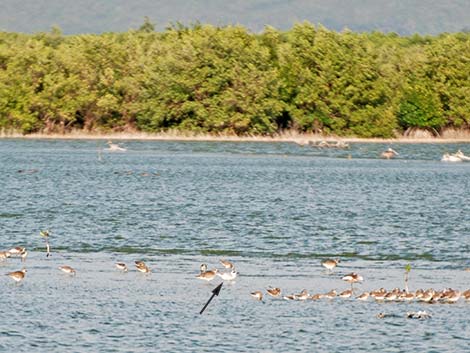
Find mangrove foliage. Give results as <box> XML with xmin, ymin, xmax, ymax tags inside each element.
<box><xmin>0</xmin><ymin>23</ymin><xmax>469</xmax><ymax>137</ymax></box>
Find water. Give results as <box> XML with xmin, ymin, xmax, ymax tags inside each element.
<box><xmin>1</xmin><ymin>139</ymin><xmax>469</xmax><ymax>352</ymax></box>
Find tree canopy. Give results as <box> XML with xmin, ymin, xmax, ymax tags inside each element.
<box><xmin>0</xmin><ymin>23</ymin><xmax>469</xmax><ymax>137</ymax></box>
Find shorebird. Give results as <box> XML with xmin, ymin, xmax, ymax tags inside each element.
<box><xmin>406</xmin><ymin>311</ymin><xmax>431</xmax><ymax>319</ymax></box>
<box><xmin>6</xmin><ymin>269</ymin><xmax>26</xmax><ymax>282</ymax></box>
<box><xmin>414</xmin><ymin>289</ymin><xmax>424</xmax><ymax>299</ymax></box>
<box><xmin>200</xmin><ymin>263</ymin><xmax>208</xmax><ymax>273</ymax></box>
<box><xmin>321</xmin><ymin>258</ymin><xmax>340</xmax><ymax>271</ymax></box>
<box><xmin>196</xmin><ymin>269</ymin><xmax>218</xmax><ymax>281</ymax></box>
<box><xmin>59</xmin><ymin>266</ymin><xmax>76</xmax><ymax>275</ymax></box>
<box><xmin>135</xmin><ymin>261</ymin><xmax>151</xmax><ymax>273</ymax></box>
<box><xmin>217</xmin><ymin>269</ymin><xmax>238</xmax><ymax>281</ymax></box>
<box><xmin>266</xmin><ymin>287</ymin><xmax>281</xmax><ymax>297</ymax></box>
<box><xmin>384</xmin><ymin>291</ymin><xmax>398</xmax><ymax>301</ymax></box>
<box><xmin>357</xmin><ymin>292</ymin><xmax>370</xmax><ymax>301</ymax></box>
<box><xmin>374</xmin><ymin>292</ymin><xmax>387</xmax><ymax>301</ymax></box>
<box><xmin>295</xmin><ymin>289</ymin><xmax>309</xmax><ymax>300</ymax></box>
<box><xmin>445</xmin><ymin>290</ymin><xmax>461</xmax><ymax>303</ymax></box>
<box><xmin>339</xmin><ymin>289</ymin><xmax>353</xmax><ymax>298</ymax></box>
<box><xmin>8</xmin><ymin>247</ymin><xmax>25</xmax><ymax>256</ymax></box>
<box><xmin>310</xmin><ymin>293</ymin><xmax>323</xmax><ymax>300</ymax></box>
<box><xmin>251</xmin><ymin>291</ymin><xmax>263</xmax><ymax>301</ymax></box>
<box><xmin>0</xmin><ymin>251</ymin><xmax>11</xmax><ymax>261</ymax></box>
<box><xmin>342</xmin><ymin>273</ymin><xmax>363</xmax><ymax>291</ymax></box>
<box><xmin>20</xmin><ymin>249</ymin><xmax>28</xmax><ymax>263</ymax></box>
<box><xmin>220</xmin><ymin>259</ymin><xmax>234</xmax><ymax>270</ymax></box>
<box><xmin>401</xmin><ymin>292</ymin><xmax>415</xmax><ymax>302</ymax></box>
<box><xmin>419</xmin><ymin>290</ymin><xmax>433</xmax><ymax>303</ymax></box>
<box><xmin>283</xmin><ymin>294</ymin><xmax>296</xmax><ymax>301</ymax></box>
<box><xmin>115</xmin><ymin>262</ymin><xmax>128</xmax><ymax>272</ymax></box>
<box><xmin>325</xmin><ymin>289</ymin><xmax>337</xmax><ymax>299</ymax></box>
<box><xmin>381</xmin><ymin>148</ymin><xmax>399</xmax><ymax>159</ymax></box>
<box><xmin>462</xmin><ymin>289</ymin><xmax>470</xmax><ymax>301</ymax></box>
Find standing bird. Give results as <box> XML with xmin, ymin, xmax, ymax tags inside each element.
<box><xmin>220</xmin><ymin>259</ymin><xmax>234</xmax><ymax>270</ymax></box>
<box><xmin>251</xmin><ymin>291</ymin><xmax>263</xmax><ymax>301</ymax></box>
<box><xmin>295</xmin><ymin>289</ymin><xmax>309</xmax><ymax>300</ymax></box>
<box><xmin>115</xmin><ymin>262</ymin><xmax>128</xmax><ymax>272</ymax></box>
<box><xmin>217</xmin><ymin>269</ymin><xmax>238</xmax><ymax>281</ymax></box>
<box><xmin>59</xmin><ymin>266</ymin><xmax>76</xmax><ymax>275</ymax></box>
<box><xmin>266</xmin><ymin>287</ymin><xmax>282</xmax><ymax>298</ymax></box>
<box><xmin>40</xmin><ymin>230</ymin><xmax>52</xmax><ymax>257</ymax></box>
<box><xmin>20</xmin><ymin>248</ymin><xmax>28</xmax><ymax>263</ymax></box>
<box><xmin>342</xmin><ymin>273</ymin><xmax>363</xmax><ymax>292</ymax></box>
<box><xmin>196</xmin><ymin>269</ymin><xmax>218</xmax><ymax>281</ymax></box>
<box><xmin>357</xmin><ymin>292</ymin><xmax>370</xmax><ymax>301</ymax></box>
<box><xmin>135</xmin><ymin>261</ymin><xmax>151</xmax><ymax>273</ymax></box>
<box><xmin>339</xmin><ymin>289</ymin><xmax>353</xmax><ymax>298</ymax></box>
<box><xmin>200</xmin><ymin>263</ymin><xmax>208</xmax><ymax>273</ymax></box>
<box><xmin>0</xmin><ymin>251</ymin><xmax>11</xmax><ymax>261</ymax></box>
<box><xmin>322</xmin><ymin>258</ymin><xmax>340</xmax><ymax>271</ymax></box>
<box><xmin>8</xmin><ymin>247</ymin><xmax>25</xmax><ymax>257</ymax></box>
<box><xmin>6</xmin><ymin>269</ymin><xmax>27</xmax><ymax>282</ymax></box>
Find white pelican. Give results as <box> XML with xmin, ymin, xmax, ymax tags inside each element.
<box><xmin>380</xmin><ymin>148</ymin><xmax>399</xmax><ymax>159</ymax></box>
<box><xmin>441</xmin><ymin>153</ymin><xmax>462</xmax><ymax>162</ymax></box>
<box><xmin>454</xmin><ymin>150</ymin><xmax>470</xmax><ymax>161</ymax></box>
<box><xmin>106</xmin><ymin>141</ymin><xmax>127</xmax><ymax>152</ymax></box>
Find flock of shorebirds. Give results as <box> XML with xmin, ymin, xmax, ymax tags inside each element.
<box><xmin>247</xmin><ymin>259</ymin><xmax>470</xmax><ymax>305</ymax></box>
<box><xmin>2</xmin><ymin>251</ymin><xmax>156</xmax><ymax>282</ymax></box>
<box><xmin>194</xmin><ymin>257</ymin><xmax>470</xmax><ymax>305</ymax></box>
<box><xmin>4</xmin><ymin>238</ymin><xmax>470</xmax><ymax>311</ymax></box>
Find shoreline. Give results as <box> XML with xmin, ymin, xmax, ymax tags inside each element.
<box><xmin>1</xmin><ymin>131</ymin><xmax>470</xmax><ymax>144</ymax></box>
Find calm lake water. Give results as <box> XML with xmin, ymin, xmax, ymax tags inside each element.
<box><xmin>1</xmin><ymin>139</ymin><xmax>470</xmax><ymax>352</ymax></box>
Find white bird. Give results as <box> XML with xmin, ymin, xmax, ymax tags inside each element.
<box><xmin>217</xmin><ymin>270</ymin><xmax>238</xmax><ymax>281</ymax></box>
<box><xmin>106</xmin><ymin>141</ymin><xmax>127</xmax><ymax>152</ymax></box>
<box><xmin>454</xmin><ymin>150</ymin><xmax>470</xmax><ymax>161</ymax></box>
<box><xmin>381</xmin><ymin>148</ymin><xmax>399</xmax><ymax>159</ymax></box>
<box><xmin>441</xmin><ymin>153</ymin><xmax>462</xmax><ymax>162</ymax></box>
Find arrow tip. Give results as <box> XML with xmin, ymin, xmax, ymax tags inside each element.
<box><xmin>212</xmin><ymin>282</ymin><xmax>223</xmax><ymax>296</ymax></box>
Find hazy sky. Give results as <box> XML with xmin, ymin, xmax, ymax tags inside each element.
<box><xmin>1</xmin><ymin>0</ymin><xmax>469</xmax><ymax>34</ymax></box>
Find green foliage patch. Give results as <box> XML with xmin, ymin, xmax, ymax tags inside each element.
<box><xmin>0</xmin><ymin>24</ymin><xmax>469</xmax><ymax>136</ymax></box>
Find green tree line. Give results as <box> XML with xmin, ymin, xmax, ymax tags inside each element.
<box><xmin>1</xmin><ymin>23</ymin><xmax>469</xmax><ymax>137</ymax></box>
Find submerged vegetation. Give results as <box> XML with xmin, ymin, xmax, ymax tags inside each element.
<box><xmin>1</xmin><ymin>22</ymin><xmax>469</xmax><ymax>137</ymax></box>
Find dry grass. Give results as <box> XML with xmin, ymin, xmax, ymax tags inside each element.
<box><xmin>1</xmin><ymin>128</ymin><xmax>470</xmax><ymax>144</ymax></box>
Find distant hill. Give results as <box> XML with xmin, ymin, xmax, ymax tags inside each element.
<box><xmin>1</xmin><ymin>0</ymin><xmax>470</xmax><ymax>35</ymax></box>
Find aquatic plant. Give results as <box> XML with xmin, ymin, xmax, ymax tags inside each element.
<box><xmin>40</xmin><ymin>229</ymin><xmax>51</xmax><ymax>257</ymax></box>
<box><xmin>404</xmin><ymin>263</ymin><xmax>411</xmax><ymax>293</ymax></box>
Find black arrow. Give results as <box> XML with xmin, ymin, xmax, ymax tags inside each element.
<box><xmin>199</xmin><ymin>282</ymin><xmax>223</xmax><ymax>315</ymax></box>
